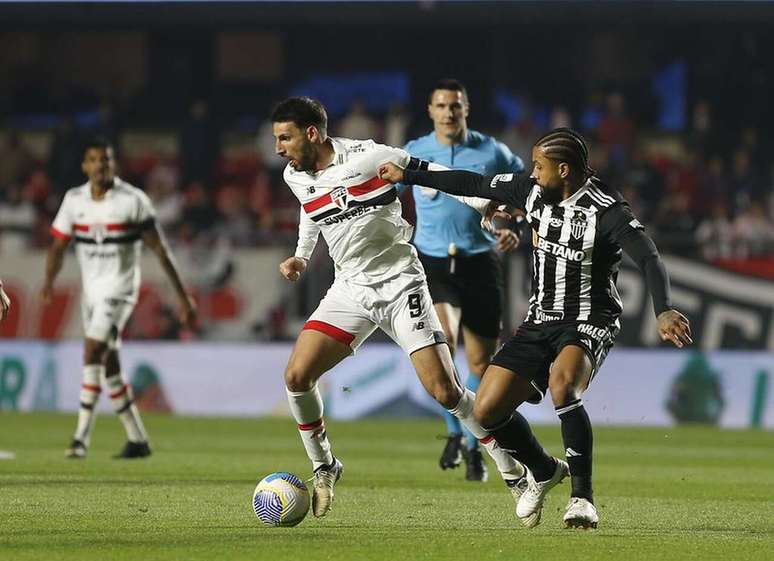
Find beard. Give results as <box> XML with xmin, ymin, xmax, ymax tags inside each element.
<box><xmin>92</xmin><ymin>172</ymin><xmax>115</xmax><ymax>188</ymax></box>
<box><xmin>540</xmin><ymin>184</ymin><xmax>564</xmax><ymax>205</ymax></box>
<box><xmin>289</xmin><ymin>144</ymin><xmax>317</xmax><ymax>172</ymax></box>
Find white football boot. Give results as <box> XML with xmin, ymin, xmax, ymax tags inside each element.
<box><xmin>65</xmin><ymin>439</ymin><xmax>87</xmax><ymax>459</ymax></box>
<box><xmin>516</xmin><ymin>458</ymin><xmax>569</xmax><ymax>528</ymax></box>
<box><xmin>506</xmin><ymin>473</ymin><xmax>529</xmax><ymax>506</ymax></box>
<box><xmin>311</xmin><ymin>458</ymin><xmax>344</xmax><ymax>517</ymax></box>
<box><xmin>563</xmin><ymin>497</ymin><xmax>599</xmax><ymax>529</ymax></box>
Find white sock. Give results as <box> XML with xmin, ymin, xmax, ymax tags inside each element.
<box><xmin>286</xmin><ymin>383</ymin><xmax>334</xmax><ymax>470</ymax></box>
<box><xmin>104</xmin><ymin>371</ymin><xmax>148</xmax><ymax>443</ymax></box>
<box><xmin>74</xmin><ymin>365</ymin><xmax>103</xmax><ymax>446</ymax></box>
<box><xmin>448</xmin><ymin>389</ymin><xmax>525</xmax><ymax>481</ymax></box>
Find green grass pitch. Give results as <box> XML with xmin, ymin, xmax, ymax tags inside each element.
<box><xmin>1</xmin><ymin>412</ymin><xmax>772</xmax><ymax>561</ymax></box>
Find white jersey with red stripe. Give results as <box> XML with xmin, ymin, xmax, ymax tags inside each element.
<box><xmin>286</xmin><ymin>137</ymin><xmax>421</xmax><ymax>287</ymax></box>
<box><xmin>50</xmin><ymin>178</ymin><xmax>155</xmax><ymax>303</ymax></box>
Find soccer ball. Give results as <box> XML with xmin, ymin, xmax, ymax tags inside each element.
<box><xmin>252</xmin><ymin>472</ymin><xmax>310</xmax><ymax>527</ymax></box>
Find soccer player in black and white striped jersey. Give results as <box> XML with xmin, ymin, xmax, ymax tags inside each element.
<box><xmin>378</xmin><ymin>128</ymin><xmax>692</xmax><ymax>529</ymax></box>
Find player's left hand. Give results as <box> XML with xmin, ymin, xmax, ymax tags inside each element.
<box><xmin>495</xmin><ymin>229</ymin><xmax>520</xmax><ymax>253</ymax></box>
<box><xmin>377</xmin><ymin>162</ymin><xmax>405</xmax><ymax>184</ymax></box>
<box><xmin>178</xmin><ymin>294</ymin><xmax>197</xmax><ymax>329</ymax></box>
<box><xmin>0</xmin><ymin>280</ymin><xmax>10</xmax><ymax>322</ymax></box>
<box><xmin>657</xmin><ymin>309</ymin><xmax>692</xmax><ymax>348</ymax></box>
<box><xmin>483</xmin><ymin>201</ymin><xmax>519</xmax><ymax>223</ymax></box>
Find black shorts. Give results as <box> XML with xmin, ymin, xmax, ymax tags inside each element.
<box><xmin>417</xmin><ymin>249</ymin><xmax>504</xmax><ymax>339</ymax></box>
<box><xmin>491</xmin><ymin>321</ymin><xmax>618</xmax><ymax>403</ymax></box>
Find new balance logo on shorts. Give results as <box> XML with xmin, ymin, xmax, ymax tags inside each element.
<box><xmin>412</xmin><ymin>321</ymin><xmax>425</xmax><ymax>331</ymax></box>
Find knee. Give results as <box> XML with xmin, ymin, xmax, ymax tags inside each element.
<box><xmin>105</xmin><ymin>352</ymin><xmax>120</xmax><ymax>375</ymax></box>
<box><xmin>548</xmin><ymin>365</ymin><xmax>581</xmax><ymax>406</ymax></box>
<box><xmin>84</xmin><ymin>342</ymin><xmax>107</xmax><ymax>365</ymax></box>
<box><xmin>468</xmin><ymin>360</ymin><xmax>488</xmax><ymax>378</ymax></box>
<box><xmin>431</xmin><ymin>380</ymin><xmax>460</xmax><ymax>410</ymax></box>
<box><xmin>284</xmin><ymin>363</ymin><xmax>314</xmax><ymax>393</ymax></box>
<box><xmin>473</xmin><ymin>395</ymin><xmax>501</xmax><ymax>429</ymax></box>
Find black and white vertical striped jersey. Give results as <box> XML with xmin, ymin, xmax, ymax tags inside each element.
<box><xmin>402</xmin><ymin>165</ymin><xmax>673</xmax><ymax>330</ymax></box>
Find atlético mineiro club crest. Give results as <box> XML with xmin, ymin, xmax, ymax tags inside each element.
<box><xmin>570</xmin><ymin>210</ymin><xmax>588</xmax><ymax>239</ymax></box>
<box><xmin>330</xmin><ymin>186</ymin><xmax>348</xmax><ymax>210</ymax></box>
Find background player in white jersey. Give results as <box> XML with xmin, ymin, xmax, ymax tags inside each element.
<box><xmin>272</xmin><ymin>97</ymin><xmax>527</xmax><ymax>519</ymax></box>
<box><xmin>42</xmin><ymin>137</ymin><xmax>196</xmax><ymax>459</ymax></box>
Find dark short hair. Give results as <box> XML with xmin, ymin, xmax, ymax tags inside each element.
<box><xmin>534</xmin><ymin>128</ymin><xmax>594</xmax><ymax>178</ymax></box>
<box><xmin>271</xmin><ymin>97</ymin><xmax>328</xmax><ymax>135</ymax></box>
<box><xmin>82</xmin><ymin>136</ymin><xmax>113</xmax><ymax>157</ymax></box>
<box><xmin>428</xmin><ymin>78</ymin><xmax>469</xmax><ymax>104</ymax></box>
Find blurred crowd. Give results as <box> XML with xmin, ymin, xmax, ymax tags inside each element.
<box><xmin>1</xmin><ymin>93</ymin><xmax>773</xmax><ymax>270</ymax></box>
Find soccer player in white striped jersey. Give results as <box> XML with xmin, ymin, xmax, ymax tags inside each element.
<box><xmin>42</xmin><ymin>137</ymin><xmax>196</xmax><ymax>459</ymax></box>
<box><xmin>272</xmin><ymin>97</ymin><xmax>528</xmax><ymax>519</ymax></box>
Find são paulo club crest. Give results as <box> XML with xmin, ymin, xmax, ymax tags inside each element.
<box><xmin>91</xmin><ymin>224</ymin><xmax>108</xmax><ymax>244</ymax></box>
<box><xmin>330</xmin><ymin>186</ymin><xmax>348</xmax><ymax>210</ymax></box>
<box><xmin>570</xmin><ymin>210</ymin><xmax>588</xmax><ymax>239</ymax></box>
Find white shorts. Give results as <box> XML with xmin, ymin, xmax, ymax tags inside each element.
<box><xmin>81</xmin><ymin>294</ymin><xmax>134</xmax><ymax>349</ymax></box>
<box><xmin>305</xmin><ymin>271</ymin><xmax>444</xmax><ymax>355</ymax></box>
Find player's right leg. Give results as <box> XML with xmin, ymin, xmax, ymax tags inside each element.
<box><xmin>285</xmin><ymin>282</ymin><xmax>376</xmax><ymax>518</ymax></box>
<box><xmin>474</xmin><ymin>332</ymin><xmax>569</xmax><ymax>527</ymax></box>
<box><xmin>284</xmin><ymin>327</ymin><xmax>352</xmax><ymax>518</ymax></box>
<box><xmin>66</xmin><ymin>337</ymin><xmax>105</xmax><ymax>459</ymax></box>
<box><xmin>432</xmin><ymin>302</ymin><xmax>465</xmax><ymax>471</ymax></box>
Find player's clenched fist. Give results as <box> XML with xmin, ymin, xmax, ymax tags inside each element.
<box><xmin>377</xmin><ymin>162</ymin><xmax>405</xmax><ymax>184</ymax></box>
<box><xmin>280</xmin><ymin>256</ymin><xmax>307</xmax><ymax>282</ymax></box>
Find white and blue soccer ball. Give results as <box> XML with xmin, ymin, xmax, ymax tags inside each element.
<box><xmin>252</xmin><ymin>472</ymin><xmax>310</xmax><ymax>527</ymax></box>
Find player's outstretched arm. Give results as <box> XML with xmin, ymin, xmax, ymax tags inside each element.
<box><xmin>0</xmin><ymin>279</ymin><xmax>10</xmax><ymax>321</ymax></box>
<box><xmin>279</xmin><ymin>256</ymin><xmax>307</xmax><ymax>282</ymax></box>
<box><xmin>40</xmin><ymin>237</ymin><xmax>69</xmax><ymax>305</ymax></box>
<box><xmin>378</xmin><ymin>161</ymin><xmax>529</xmax><ymax>208</ymax></box>
<box><xmin>142</xmin><ymin>224</ymin><xmax>197</xmax><ymax>328</ymax></box>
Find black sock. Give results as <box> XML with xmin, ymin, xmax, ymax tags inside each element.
<box><xmin>484</xmin><ymin>410</ymin><xmax>556</xmax><ymax>481</ymax></box>
<box><xmin>557</xmin><ymin>399</ymin><xmax>594</xmax><ymax>502</ymax></box>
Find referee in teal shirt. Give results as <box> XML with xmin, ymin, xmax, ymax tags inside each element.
<box><xmin>403</xmin><ymin>79</ymin><xmax>524</xmax><ymax>482</ymax></box>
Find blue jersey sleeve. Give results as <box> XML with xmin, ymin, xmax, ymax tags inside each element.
<box><xmin>495</xmin><ymin>141</ymin><xmax>525</xmax><ymax>174</ymax></box>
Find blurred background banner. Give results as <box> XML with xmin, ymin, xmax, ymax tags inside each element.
<box><xmin>2</xmin><ymin>251</ymin><xmax>774</xmax><ymax>350</ymax></box>
<box><xmin>0</xmin><ymin>249</ymin><xmax>288</xmax><ymax>341</ymax></box>
<box><xmin>0</xmin><ymin>341</ymin><xmax>770</xmax><ymax>429</ymax></box>
<box><xmin>0</xmin><ymin>340</ymin><xmax>291</xmax><ymax>417</ymax></box>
